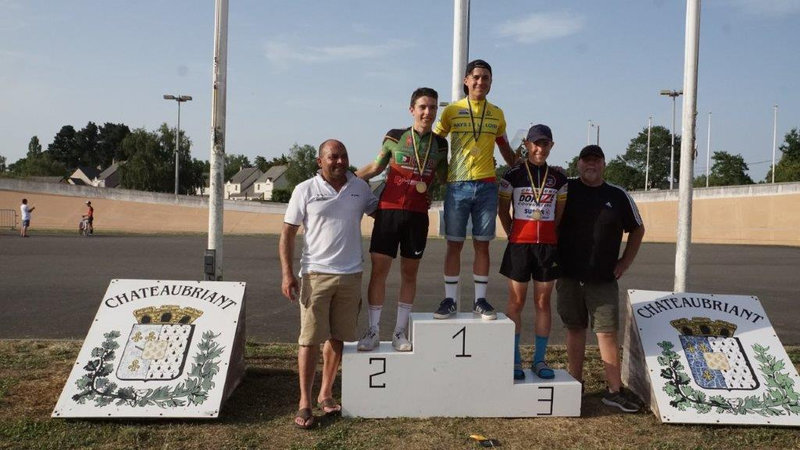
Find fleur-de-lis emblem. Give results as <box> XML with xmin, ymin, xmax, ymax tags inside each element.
<box><xmin>145</xmin><ymin>331</ymin><xmax>157</xmax><ymax>341</ymax></box>
<box><xmin>702</xmin><ymin>369</ymin><xmax>713</xmax><ymax>381</ymax></box>
<box><xmin>132</xmin><ymin>331</ymin><xmax>143</xmax><ymax>342</ymax></box>
<box><xmin>128</xmin><ymin>359</ymin><xmax>140</xmax><ymax>371</ymax></box>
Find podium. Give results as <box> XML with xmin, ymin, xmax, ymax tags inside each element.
<box><xmin>342</xmin><ymin>313</ymin><xmax>581</xmax><ymax>418</ymax></box>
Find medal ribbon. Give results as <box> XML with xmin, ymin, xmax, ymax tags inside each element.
<box><xmin>468</xmin><ymin>99</ymin><xmax>487</xmax><ymax>143</ymax></box>
<box><xmin>524</xmin><ymin>160</ymin><xmax>549</xmax><ymax>211</ymax></box>
<box><xmin>410</xmin><ymin>127</ymin><xmax>433</xmax><ymax>183</ymax></box>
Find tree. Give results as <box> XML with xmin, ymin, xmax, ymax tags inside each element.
<box><xmin>225</xmin><ymin>154</ymin><xmax>251</xmax><ymax>181</ymax></box>
<box><xmin>285</xmin><ymin>144</ymin><xmax>319</xmax><ymax>189</ymax></box>
<box><xmin>0</xmin><ymin>155</ymin><xmax>5</xmax><ymax>173</ymax></box>
<box><xmin>97</xmin><ymin>122</ymin><xmax>131</xmax><ymax>165</ymax></box>
<box><xmin>8</xmin><ymin>135</ymin><xmax>67</xmax><ymax>177</ymax></box>
<box><xmin>608</xmin><ymin>126</ymin><xmax>682</xmax><ymax>190</ymax></box>
<box><xmin>604</xmin><ymin>158</ymin><xmax>643</xmax><ymax>190</ymax></box>
<box><xmin>566</xmin><ymin>156</ymin><xmax>579</xmax><ymax>177</ymax></box>
<box><xmin>703</xmin><ymin>151</ymin><xmax>753</xmax><ymax>186</ymax></box>
<box><xmin>271</xmin><ymin>188</ymin><xmax>291</xmax><ymax>203</ymax></box>
<box><xmin>28</xmin><ymin>136</ymin><xmax>42</xmax><ymax>157</ymax></box>
<box><xmin>75</xmin><ymin>122</ymin><xmax>100</xmax><ymax>167</ymax></box>
<box><xmin>254</xmin><ymin>154</ymin><xmax>288</xmax><ymax>173</ymax></box>
<box><xmin>766</xmin><ymin>128</ymin><xmax>800</xmax><ymax>182</ymax></box>
<box><xmin>119</xmin><ymin>128</ymin><xmax>171</xmax><ymax>192</ymax></box>
<box><xmin>47</xmin><ymin>125</ymin><xmax>80</xmax><ymax>168</ymax></box>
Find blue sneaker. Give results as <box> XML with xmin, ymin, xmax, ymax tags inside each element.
<box><xmin>472</xmin><ymin>298</ymin><xmax>497</xmax><ymax>320</ymax></box>
<box><xmin>433</xmin><ymin>298</ymin><xmax>456</xmax><ymax>319</ymax></box>
<box><xmin>513</xmin><ymin>364</ymin><xmax>525</xmax><ymax>380</ymax></box>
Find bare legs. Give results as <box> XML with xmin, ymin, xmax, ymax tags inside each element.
<box><xmin>297</xmin><ymin>338</ymin><xmax>343</xmax><ymax>410</ymax></box>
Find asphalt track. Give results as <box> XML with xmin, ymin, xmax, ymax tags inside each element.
<box><xmin>1</xmin><ymin>231</ymin><xmax>798</xmax><ymax>345</ymax></box>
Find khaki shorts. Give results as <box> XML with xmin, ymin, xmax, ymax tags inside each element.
<box><xmin>298</xmin><ymin>272</ymin><xmax>362</xmax><ymax>346</ymax></box>
<box><xmin>556</xmin><ymin>277</ymin><xmax>619</xmax><ymax>333</ymax></box>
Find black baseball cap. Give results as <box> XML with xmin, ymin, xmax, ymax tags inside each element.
<box><xmin>462</xmin><ymin>59</ymin><xmax>492</xmax><ymax>95</ymax></box>
<box><xmin>526</xmin><ymin>124</ymin><xmax>552</xmax><ymax>143</ymax></box>
<box><xmin>579</xmin><ymin>145</ymin><xmax>605</xmax><ymax>159</ymax></box>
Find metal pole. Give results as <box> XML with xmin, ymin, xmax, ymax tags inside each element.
<box><xmin>674</xmin><ymin>0</ymin><xmax>701</xmax><ymax>293</ymax></box>
<box><xmin>596</xmin><ymin>125</ymin><xmax>600</xmax><ymax>145</ymax></box>
<box><xmin>587</xmin><ymin>120</ymin><xmax>592</xmax><ymax>145</ymax></box>
<box><xmin>670</xmin><ymin>95</ymin><xmax>676</xmax><ymax>190</ymax></box>
<box><xmin>451</xmin><ymin>0</ymin><xmax>469</xmax><ymax>102</ymax></box>
<box><xmin>207</xmin><ymin>0</ymin><xmax>229</xmax><ymax>281</ymax></box>
<box><xmin>175</xmin><ymin>100</ymin><xmax>181</xmax><ymax>195</ymax></box>
<box><xmin>706</xmin><ymin>112</ymin><xmax>711</xmax><ymax>187</ymax></box>
<box><xmin>645</xmin><ymin>116</ymin><xmax>652</xmax><ymax>191</ymax></box>
<box><xmin>772</xmin><ymin>105</ymin><xmax>778</xmax><ymax>183</ymax></box>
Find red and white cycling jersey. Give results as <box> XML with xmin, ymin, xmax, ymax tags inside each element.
<box><xmin>498</xmin><ymin>161</ymin><xmax>567</xmax><ymax>244</ymax></box>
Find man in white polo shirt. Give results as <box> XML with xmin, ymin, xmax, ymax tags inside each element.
<box><xmin>280</xmin><ymin>139</ymin><xmax>378</xmax><ymax>429</ymax></box>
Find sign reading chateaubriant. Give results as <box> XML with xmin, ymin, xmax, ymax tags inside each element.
<box><xmin>627</xmin><ymin>289</ymin><xmax>800</xmax><ymax>426</ymax></box>
<box><xmin>53</xmin><ymin>279</ymin><xmax>246</xmax><ymax>419</ymax></box>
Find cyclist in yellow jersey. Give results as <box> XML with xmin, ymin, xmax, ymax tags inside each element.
<box><xmin>432</xmin><ymin>59</ymin><xmax>518</xmax><ymax>320</ymax></box>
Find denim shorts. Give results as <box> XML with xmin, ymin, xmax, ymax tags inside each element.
<box><xmin>444</xmin><ymin>181</ymin><xmax>498</xmax><ymax>241</ymax></box>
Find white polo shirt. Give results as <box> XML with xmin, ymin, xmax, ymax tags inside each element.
<box><xmin>285</xmin><ymin>171</ymin><xmax>378</xmax><ymax>275</ymax></box>
<box><xmin>21</xmin><ymin>204</ymin><xmax>31</xmax><ymax>221</ymax></box>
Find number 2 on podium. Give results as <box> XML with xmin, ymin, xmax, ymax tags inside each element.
<box><xmin>452</xmin><ymin>326</ymin><xmax>472</xmax><ymax>358</ymax></box>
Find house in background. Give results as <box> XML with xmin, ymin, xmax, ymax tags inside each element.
<box><xmin>68</xmin><ymin>166</ymin><xmax>101</xmax><ymax>186</ymax></box>
<box><xmin>195</xmin><ymin>173</ymin><xmax>211</xmax><ymax>196</ymax></box>
<box><xmin>253</xmin><ymin>165</ymin><xmax>289</xmax><ymax>200</ymax></box>
<box><xmin>92</xmin><ymin>162</ymin><xmax>123</xmax><ymax>188</ymax></box>
<box><xmin>225</xmin><ymin>167</ymin><xmax>263</xmax><ymax>200</ymax></box>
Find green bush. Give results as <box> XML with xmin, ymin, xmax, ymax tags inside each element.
<box><xmin>270</xmin><ymin>188</ymin><xmax>291</xmax><ymax>203</ymax></box>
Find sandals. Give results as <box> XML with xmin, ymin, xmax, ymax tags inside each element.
<box><xmin>317</xmin><ymin>398</ymin><xmax>342</xmax><ymax>415</ymax></box>
<box><xmin>533</xmin><ymin>360</ymin><xmax>555</xmax><ymax>379</ymax></box>
<box><xmin>513</xmin><ymin>364</ymin><xmax>525</xmax><ymax>380</ymax></box>
<box><xmin>294</xmin><ymin>408</ymin><xmax>314</xmax><ymax>429</ymax></box>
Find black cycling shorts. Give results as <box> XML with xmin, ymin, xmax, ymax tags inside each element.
<box><xmin>499</xmin><ymin>243</ymin><xmax>560</xmax><ymax>282</ymax></box>
<box><xmin>369</xmin><ymin>209</ymin><xmax>429</xmax><ymax>259</ymax></box>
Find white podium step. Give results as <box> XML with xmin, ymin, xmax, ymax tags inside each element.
<box><xmin>342</xmin><ymin>312</ymin><xmax>581</xmax><ymax>418</ymax></box>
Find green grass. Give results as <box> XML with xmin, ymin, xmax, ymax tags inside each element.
<box><xmin>0</xmin><ymin>341</ymin><xmax>799</xmax><ymax>449</ymax></box>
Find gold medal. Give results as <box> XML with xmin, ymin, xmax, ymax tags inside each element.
<box><xmin>524</xmin><ymin>161</ymin><xmax>549</xmax><ymax>221</ymax></box>
<box><xmin>410</xmin><ymin>126</ymin><xmax>433</xmax><ymax>195</ymax></box>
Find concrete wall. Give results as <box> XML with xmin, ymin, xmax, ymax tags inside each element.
<box><xmin>1</xmin><ymin>178</ymin><xmax>798</xmax><ymax>246</ymax></box>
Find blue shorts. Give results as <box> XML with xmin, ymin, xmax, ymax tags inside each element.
<box><xmin>22</xmin><ymin>219</ymin><xmax>30</xmax><ymax>227</ymax></box>
<box><xmin>444</xmin><ymin>181</ymin><xmax>498</xmax><ymax>242</ymax></box>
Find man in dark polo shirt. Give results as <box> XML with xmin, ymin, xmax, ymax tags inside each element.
<box><xmin>557</xmin><ymin>145</ymin><xmax>645</xmax><ymax>413</ymax></box>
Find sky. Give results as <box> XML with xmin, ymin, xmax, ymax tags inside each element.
<box><xmin>2</xmin><ymin>0</ymin><xmax>799</xmax><ymax>183</ymax></box>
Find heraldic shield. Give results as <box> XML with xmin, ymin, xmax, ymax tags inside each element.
<box><xmin>671</xmin><ymin>317</ymin><xmax>758</xmax><ymax>391</ymax></box>
<box><xmin>117</xmin><ymin>305</ymin><xmax>203</xmax><ymax>381</ymax></box>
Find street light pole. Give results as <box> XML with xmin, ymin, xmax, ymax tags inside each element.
<box><xmin>163</xmin><ymin>94</ymin><xmax>193</xmax><ymax>195</ymax></box>
<box><xmin>660</xmin><ymin>89</ymin><xmax>682</xmax><ymax>189</ymax></box>
<box><xmin>207</xmin><ymin>0</ymin><xmax>229</xmax><ymax>281</ymax></box>
<box><xmin>772</xmin><ymin>105</ymin><xmax>778</xmax><ymax>183</ymax></box>
<box><xmin>451</xmin><ymin>0</ymin><xmax>469</xmax><ymax>102</ymax></box>
<box><xmin>706</xmin><ymin>112</ymin><xmax>711</xmax><ymax>187</ymax></box>
<box><xmin>645</xmin><ymin>116</ymin><xmax>652</xmax><ymax>191</ymax></box>
<box><xmin>674</xmin><ymin>0</ymin><xmax>701</xmax><ymax>293</ymax></box>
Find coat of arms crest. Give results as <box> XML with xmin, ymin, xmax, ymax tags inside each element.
<box><xmin>117</xmin><ymin>305</ymin><xmax>203</xmax><ymax>381</ymax></box>
<box><xmin>671</xmin><ymin>317</ymin><xmax>758</xmax><ymax>391</ymax></box>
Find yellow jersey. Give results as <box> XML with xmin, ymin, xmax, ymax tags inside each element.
<box><xmin>434</xmin><ymin>97</ymin><xmax>507</xmax><ymax>182</ymax></box>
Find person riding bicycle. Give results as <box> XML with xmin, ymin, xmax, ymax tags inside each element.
<box><xmin>83</xmin><ymin>201</ymin><xmax>94</xmax><ymax>235</ymax></box>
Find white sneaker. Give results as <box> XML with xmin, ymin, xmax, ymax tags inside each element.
<box><xmin>392</xmin><ymin>329</ymin><xmax>412</xmax><ymax>352</ymax></box>
<box><xmin>357</xmin><ymin>327</ymin><xmax>379</xmax><ymax>351</ymax></box>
